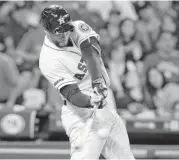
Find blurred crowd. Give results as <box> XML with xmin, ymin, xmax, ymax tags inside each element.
<box><xmin>0</xmin><ymin>1</ymin><xmax>179</xmax><ymax>120</ymax></box>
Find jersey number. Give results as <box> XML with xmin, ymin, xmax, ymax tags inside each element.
<box><xmin>74</xmin><ymin>58</ymin><xmax>87</xmax><ymax>80</ymax></box>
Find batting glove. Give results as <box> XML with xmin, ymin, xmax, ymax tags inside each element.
<box><xmin>90</xmin><ymin>94</ymin><xmax>107</xmax><ymax>109</ymax></box>
<box><xmin>92</xmin><ymin>78</ymin><xmax>108</xmax><ymax>99</ymax></box>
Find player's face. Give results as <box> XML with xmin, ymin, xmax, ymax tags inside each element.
<box><xmin>49</xmin><ymin>31</ymin><xmax>71</xmax><ymax>47</ymax></box>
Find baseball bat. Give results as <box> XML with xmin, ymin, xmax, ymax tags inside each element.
<box><xmin>81</xmin><ymin>103</ymin><xmax>98</xmax><ymax>145</ymax></box>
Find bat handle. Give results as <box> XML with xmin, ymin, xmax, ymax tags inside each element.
<box><xmin>91</xmin><ymin>104</ymin><xmax>99</xmax><ymax>119</ymax></box>
<box><xmin>93</xmin><ymin>104</ymin><xmax>99</xmax><ymax>110</ymax></box>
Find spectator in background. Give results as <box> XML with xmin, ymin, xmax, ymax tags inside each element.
<box><xmin>0</xmin><ymin>52</ymin><xmax>23</xmax><ymax>107</ymax></box>
<box><xmin>13</xmin><ymin>5</ymin><xmax>63</xmax><ymax>110</ymax></box>
<box><xmin>144</xmin><ymin>30</ymin><xmax>179</xmax><ymax>117</ymax></box>
<box><xmin>98</xmin><ymin>27</ymin><xmax>113</xmax><ymax>68</ymax></box>
<box><xmin>106</xmin><ymin>10</ymin><xmax>121</xmax><ymax>41</ymax></box>
<box><xmin>134</xmin><ymin>1</ymin><xmax>161</xmax><ymax>56</ymax></box>
<box><xmin>109</xmin><ymin>18</ymin><xmax>143</xmax><ymax>109</ymax></box>
<box><xmin>108</xmin><ymin>10</ymin><xmax>121</xmax><ymax>26</ymax></box>
<box><xmin>119</xmin><ymin>18</ymin><xmax>144</xmax><ymax>75</ymax></box>
<box><xmin>14</xmin><ymin>16</ymin><xmax>43</xmax><ymax>75</ymax></box>
<box><xmin>89</xmin><ymin>11</ymin><xmax>104</xmax><ymax>32</ymax></box>
<box><xmin>151</xmin><ymin>1</ymin><xmax>177</xmax><ymax>33</ymax></box>
<box><xmin>87</xmin><ymin>1</ymin><xmax>137</xmax><ymax>21</ymax></box>
<box><xmin>152</xmin><ymin>1</ymin><xmax>176</xmax><ymax>19</ymax></box>
<box><xmin>70</xmin><ymin>1</ymin><xmax>104</xmax><ymax>31</ymax></box>
<box><xmin>172</xmin><ymin>1</ymin><xmax>179</xmax><ymax>50</ymax></box>
<box><xmin>87</xmin><ymin>1</ymin><xmax>115</xmax><ymax>21</ymax></box>
<box><xmin>119</xmin><ymin>18</ymin><xmax>143</xmax><ymax>61</ymax></box>
<box><xmin>107</xmin><ymin>22</ymin><xmax>120</xmax><ymax>42</ymax></box>
<box><xmin>162</xmin><ymin>14</ymin><xmax>176</xmax><ymax>32</ymax></box>
<box><xmin>11</xmin><ymin>13</ymin><xmax>47</xmax><ymax>110</ymax></box>
<box><xmin>2</xmin><ymin>1</ymin><xmax>32</xmax><ymax>48</ymax></box>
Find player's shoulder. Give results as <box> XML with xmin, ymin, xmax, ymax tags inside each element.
<box><xmin>71</xmin><ymin>20</ymin><xmax>100</xmax><ymax>46</ymax></box>
<box><xmin>39</xmin><ymin>51</ymin><xmax>63</xmax><ymax>79</ymax></box>
<box><xmin>39</xmin><ymin>42</ymin><xmax>62</xmax><ymax>73</ymax></box>
<box><xmin>72</xmin><ymin>20</ymin><xmax>92</xmax><ymax>34</ymax></box>
<box><xmin>40</xmin><ymin>35</ymin><xmax>65</xmax><ymax>59</ymax></box>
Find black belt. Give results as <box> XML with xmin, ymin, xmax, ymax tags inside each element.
<box><xmin>64</xmin><ymin>100</ymin><xmax>67</xmax><ymax>105</ymax></box>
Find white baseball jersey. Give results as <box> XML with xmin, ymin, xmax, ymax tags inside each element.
<box><xmin>39</xmin><ymin>20</ymin><xmax>110</xmax><ymax>136</ymax></box>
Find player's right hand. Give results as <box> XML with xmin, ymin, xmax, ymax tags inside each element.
<box><xmin>92</xmin><ymin>78</ymin><xmax>108</xmax><ymax>99</ymax></box>
<box><xmin>90</xmin><ymin>94</ymin><xmax>107</xmax><ymax>109</ymax></box>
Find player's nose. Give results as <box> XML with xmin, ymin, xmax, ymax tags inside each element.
<box><xmin>59</xmin><ymin>33</ymin><xmax>65</xmax><ymax>39</ymax></box>
<box><xmin>59</xmin><ymin>35</ymin><xmax>65</xmax><ymax>39</ymax></box>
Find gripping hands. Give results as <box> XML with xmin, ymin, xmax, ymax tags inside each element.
<box><xmin>90</xmin><ymin>94</ymin><xmax>107</xmax><ymax>109</ymax></box>
<box><xmin>90</xmin><ymin>78</ymin><xmax>108</xmax><ymax>109</ymax></box>
<box><xmin>92</xmin><ymin>78</ymin><xmax>108</xmax><ymax>99</ymax></box>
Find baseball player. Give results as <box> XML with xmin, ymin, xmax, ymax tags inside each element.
<box><xmin>39</xmin><ymin>5</ymin><xmax>135</xmax><ymax>160</ymax></box>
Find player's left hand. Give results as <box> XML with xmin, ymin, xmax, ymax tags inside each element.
<box><xmin>98</xmin><ymin>99</ymin><xmax>107</xmax><ymax>109</ymax></box>
<box><xmin>92</xmin><ymin>78</ymin><xmax>108</xmax><ymax>99</ymax></box>
<box><xmin>90</xmin><ymin>94</ymin><xmax>107</xmax><ymax>109</ymax></box>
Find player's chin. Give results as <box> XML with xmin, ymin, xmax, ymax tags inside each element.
<box><xmin>56</xmin><ymin>41</ymin><xmax>67</xmax><ymax>47</ymax></box>
<box><xmin>59</xmin><ymin>44</ymin><xmax>65</xmax><ymax>47</ymax></box>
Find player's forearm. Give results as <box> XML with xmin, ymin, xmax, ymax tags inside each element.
<box><xmin>81</xmin><ymin>41</ymin><xmax>102</xmax><ymax>81</ymax></box>
<box><xmin>67</xmin><ymin>92</ymin><xmax>92</xmax><ymax>108</ymax></box>
<box><xmin>60</xmin><ymin>84</ymin><xmax>105</xmax><ymax>109</ymax></box>
<box><xmin>60</xmin><ymin>84</ymin><xmax>92</xmax><ymax>108</ymax></box>
<box><xmin>81</xmin><ymin>39</ymin><xmax>108</xmax><ymax>98</ymax></box>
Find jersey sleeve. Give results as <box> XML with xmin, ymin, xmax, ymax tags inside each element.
<box><xmin>40</xmin><ymin>59</ymin><xmax>77</xmax><ymax>92</ymax></box>
<box><xmin>72</xmin><ymin>20</ymin><xmax>100</xmax><ymax>47</ymax></box>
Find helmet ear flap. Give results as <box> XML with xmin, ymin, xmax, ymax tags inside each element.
<box><xmin>40</xmin><ymin>16</ymin><xmax>51</xmax><ymax>32</ymax></box>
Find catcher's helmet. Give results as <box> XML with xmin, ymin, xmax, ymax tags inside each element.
<box><xmin>40</xmin><ymin>5</ymin><xmax>74</xmax><ymax>34</ymax></box>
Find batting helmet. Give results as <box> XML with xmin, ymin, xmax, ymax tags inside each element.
<box><xmin>40</xmin><ymin>5</ymin><xmax>74</xmax><ymax>34</ymax></box>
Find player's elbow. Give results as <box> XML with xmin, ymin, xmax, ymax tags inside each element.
<box><xmin>80</xmin><ymin>40</ymin><xmax>93</xmax><ymax>59</ymax></box>
<box><xmin>80</xmin><ymin>37</ymin><xmax>101</xmax><ymax>59</ymax></box>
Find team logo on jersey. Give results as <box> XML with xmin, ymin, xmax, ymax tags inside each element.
<box><xmin>78</xmin><ymin>23</ymin><xmax>91</xmax><ymax>33</ymax></box>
